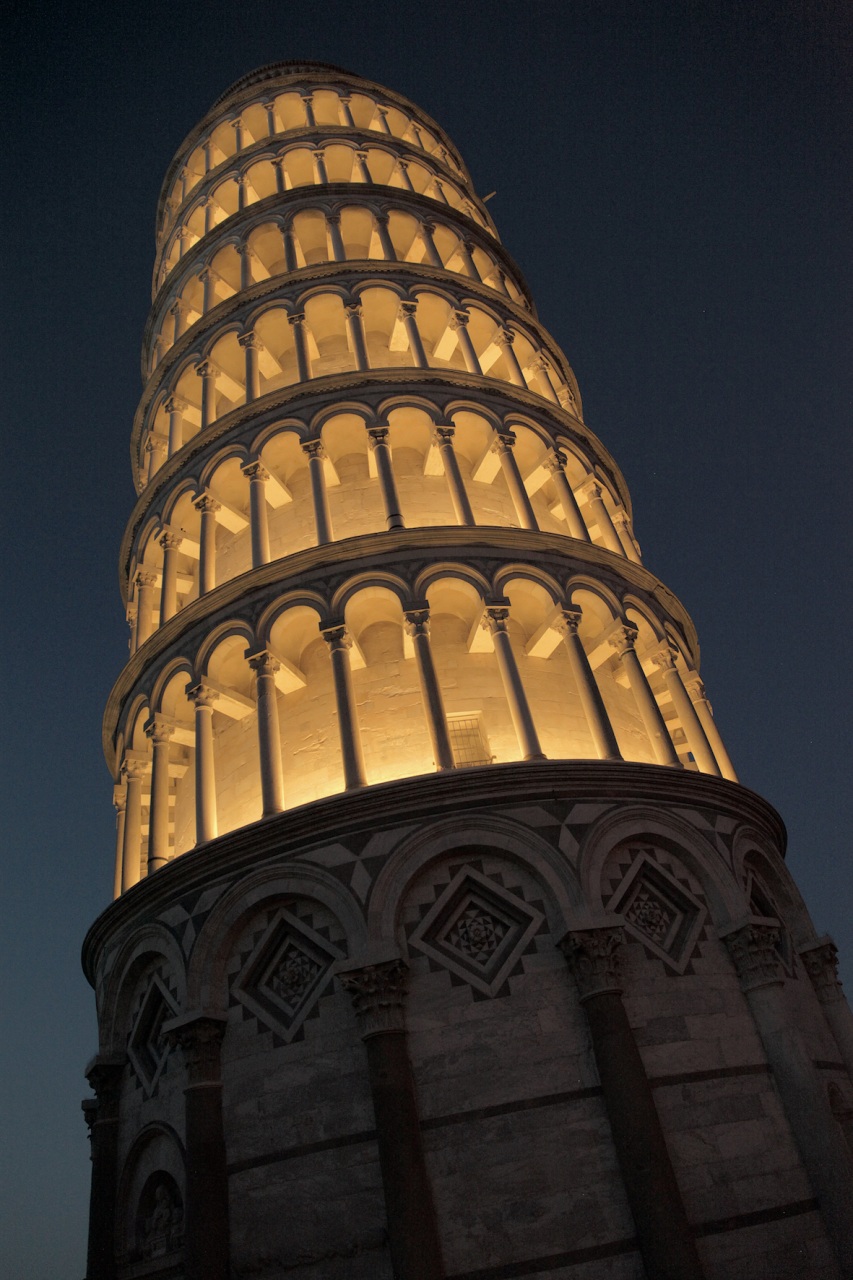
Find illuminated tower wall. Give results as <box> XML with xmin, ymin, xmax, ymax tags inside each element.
<box><xmin>83</xmin><ymin>62</ymin><xmax>853</xmax><ymax>1280</ymax></box>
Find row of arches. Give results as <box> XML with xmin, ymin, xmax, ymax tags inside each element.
<box><xmin>150</xmin><ymin>203</ymin><xmax>525</xmax><ymax>374</ymax></box>
<box><xmin>163</xmin><ymin>84</ymin><xmax>464</xmax><ymax>231</ymax></box>
<box><xmin>113</xmin><ymin>562</ymin><xmax>736</xmax><ymax>895</ymax></box>
<box><xmin>157</xmin><ymin>141</ymin><xmax>485</xmax><ymax>289</ymax></box>
<box><xmin>128</xmin><ymin>406</ymin><xmax>638</xmax><ymax>646</ymax></box>
<box><xmin>139</xmin><ymin>288</ymin><xmax>576</xmax><ymax>484</ymax></box>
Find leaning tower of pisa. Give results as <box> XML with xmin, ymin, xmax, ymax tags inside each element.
<box><xmin>82</xmin><ymin>62</ymin><xmax>853</xmax><ymax>1280</ymax></box>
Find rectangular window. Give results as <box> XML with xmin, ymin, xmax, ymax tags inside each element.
<box><xmin>447</xmin><ymin>714</ymin><xmax>492</xmax><ymax>768</ymax></box>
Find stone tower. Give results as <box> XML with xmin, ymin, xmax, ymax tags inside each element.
<box><xmin>82</xmin><ymin>62</ymin><xmax>853</xmax><ymax>1280</ymax></box>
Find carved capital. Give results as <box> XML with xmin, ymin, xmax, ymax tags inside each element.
<box><xmin>496</xmin><ymin>327</ymin><xmax>515</xmax><ymax>347</ymax></box>
<box><xmin>247</xmin><ymin>649</ymin><xmax>280</xmax><ymax>678</ymax></box>
<box><xmin>373</xmin><ymin>210</ymin><xmax>389</xmax><ymax>225</ymax></box>
<box><xmin>195</xmin><ymin>359</ymin><xmax>216</xmax><ymax>379</ymax></box>
<box><xmin>581</xmin><ymin>478</ymin><xmax>603</xmax><ymax>502</ymax></box>
<box><xmin>166</xmin><ymin>1016</ymin><xmax>226</xmax><ymax>1086</ymax></box>
<box><xmin>322</xmin><ymin>625</ymin><xmax>351</xmax><ymax>653</ymax></box>
<box><xmin>560</xmin><ymin>927</ymin><xmax>624</xmax><ymax>1001</ymax></box>
<box><xmin>544</xmin><ymin>449</ymin><xmax>568</xmax><ymax>474</ymax></box>
<box><xmin>187</xmin><ymin>682</ymin><xmax>219</xmax><ymax>711</ymax></box>
<box><xmin>193</xmin><ymin>492</ymin><xmax>221</xmax><ymax>515</ymax></box>
<box><xmin>158</xmin><ymin>530</ymin><xmax>183</xmax><ymax>552</ymax></box>
<box><xmin>450</xmin><ymin>310</ymin><xmax>469</xmax><ymax>330</ymax></box>
<box><xmin>482</xmin><ymin>604</ymin><xmax>510</xmax><ymax>634</ymax></box>
<box><xmin>164</xmin><ymin>395</ymin><xmax>187</xmax><ymax>415</ymax></box>
<box><xmin>722</xmin><ymin>922</ymin><xmax>784</xmax><ymax>992</ymax></box>
<box><xmin>651</xmin><ymin>645</ymin><xmax>678</xmax><ymax>674</ymax></box>
<box><xmin>339</xmin><ymin>958</ymin><xmax>408</xmax><ymax>1038</ymax></box>
<box><xmin>134</xmin><ymin>570</ymin><xmax>158</xmax><ymax>590</ymax></box>
<box><xmin>491</xmin><ymin>430</ymin><xmax>517</xmax><ymax>455</ymax></box>
<box><xmin>288</xmin><ymin>311</ymin><xmax>306</xmax><ymax>327</ymax></box>
<box><xmin>367</xmin><ymin>426</ymin><xmax>390</xmax><ymax>448</ymax></box>
<box><xmin>241</xmin><ymin>460</ymin><xmax>270</xmax><ymax>483</ymax></box>
<box><xmin>238</xmin><ymin>331</ymin><xmax>261</xmax><ymax>350</ymax></box>
<box><xmin>344</xmin><ymin>302</ymin><xmax>363</xmax><ymax>321</ymax></box>
<box><xmin>552</xmin><ymin>608</ymin><xmax>583</xmax><ymax>638</ymax></box>
<box><xmin>398</xmin><ymin>301</ymin><xmax>418</xmax><ymax>320</ymax></box>
<box><xmin>302</xmin><ymin>439</ymin><xmax>326</xmax><ymax>460</ymax></box>
<box><xmin>433</xmin><ymin>426</ymin><xmax>456</xmax><ymax>446</ymax></box>
<box><xmin>608</xmin><ymin>624</ymin><xmax>639</xmax><ymax>659</ymax></box>
<box><xmin>799</xmin><ymin>938</ymin><xmax>844</xmax><ymax>1004</ymax></box>
<box><xmin>122</xmin><ymin>757</ymin><xmax>150</xmax><ymax>783</ymax></box>
<box><xmin>144</xmin><ymin>716</ymin><xmax>175</xmax><ymax>745</ymax></box>
<box><xmin>85</xmin><ymin>1058</ymin><xmax>124</xmax><ymax>1113</ymax></box>
<box><xmin>684</xmin><ymin>675</ymin><xmax>708</xmax><ymax>705</ymax></box>
<box><xmin>403</xmin><ymin>608</ymin><xmax>430</xmax><ymax>638</ymax></box>
<box><xmin>146</xmin><ymin>434</ymin><xmax>168</xmax><ymax>456</ymax></box>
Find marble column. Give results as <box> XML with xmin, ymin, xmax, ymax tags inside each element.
<box><xmin>327</xmin><ymin>212</ymin><xmax>346</xmax><ymax>262</ymax></box>
<box><xmin>684</xmin><ymin>677</ymin><xmax>739</xmax><ymax>782</ymax></box>
<box><xmin>653</xmin><ymin>648</ymin><xmax>720</xmax><ymax>776</ymax></box>
<box><xmin>239</xmin><ymin>331</ymin><xmax>261</xmax><ymax>402</ymax></box>
<box><xmin>145</xmin><ymin>716</ymin><xmax>175</xmax><ymax>873</ymax></box>
<box><xmin>112</xmin><ymin>785</ymin><xmax>126</xmax><ymax>901</ymax></box>
<box><xmin>483</xmin><ymin>604</ymin><xmax>545</xmax><ymax>760</ymax></box>
<box><xmin>288</xmin><ymin>312</ymin><xmax>311</xmax><ymax>381</ymax></box>
<box><xmin>134</xmin><ymin>571</ymin><xmax>157</xmax><ymax>648</ymax></box>
<box><xmin>544</xmin><ymin>451</ymin><xmax>590</xmax><ymax>541</ymax></box>
<box><xmin>193</xmin><ymin>493</ymin><xmax>220</xmax><ymax>595</ymax></box>
<box><xmin>339</xmin><ymin>94</ymin><xmax>356</xmax><ymax>128</ymax></box>
<box><xmin>312</xmin><ymin>148</ymin><xmax>329</xmax><ymax>185</ymax></box>
<box><xmin>433</xmin><ymin>426</ymin><xmax>475</xmax><ymax>526</ymax></box>
<box><xmin>610</xmin><ymin>625</ymin><xmax>680</xmax><ymax>767</ymax></box>
<box><xmin>301</xmin><ymin>93</ymin><xmax>316</xmax><ymax>127</ymax></box>
<box><xmin>196</xmin><ymin>360</ymin><xmax>218</xmax><ymax>430</ymax></box>
<box><xmin>242</xmin><ymin>461</ymin><xmax>271</xmax><ymax>567</ymax></box>
<box><xmin>167</xmin><ymin>1016</ymin><xmax>230</xmax><ymax>1280</ymax></box>
<box><xmin>368</xmin><ymin>427</ymin><xmax>404</xmax><ymax>530</ymax></box>
<box><xmin>561</xmin><ymin>927</ymin><xmax>704</xmax><ymax>1280</ymax></box>
<box><xmin>165</xmin><ymin>396</ymin><xmax>187</xmax><ymax>456</ymax></box>
<box><xmin>492</xmin><ymin>431</ymin><xmax>538</xmax><ymax>530</ymax></box>
<box><xmin>302</xmin><ymin>441</ymin><xmax>333</xmax><ymax>544</ymax></box>
<box><xmin>84</xmin><ymin>1058</ymin><xmax>125</xmax><ymax>1280</ymax></box>
<box><xmin>322</xmin><ymin>626</ymin><xmax>366</xmax><ymax>789</ymax></box>
<box><xmin>554</xmin><ymin>609</ymin><xmax>622</xmax><ymax>760</ymax></box>
<box><xmin>188</xmin><ymin>684</ymin><xmax>218</xmax><ymax>844</ymax></box>
<box><xmin>159</xmin><ymin>531</ymin><xmax>183</xmax><ymax>624</ymax></box>
<box><xmin>375</xmin><ymin>213</ymin><xmax>397</xmax><ymax>260</ymax></box>
<box><xmin>451</xmin><ymin>311</ymin><xmax>482</xmax><ymax>374</ymax></box>
<box><xmin>404</xmin><ymin>607</ymin><xmax>454</xmax><ymax>771</ymax></box>
<box><xmin>247</xmin><ymin>650</ymin><xmax>285</xmax><ymax>815</ymax></box>
<box><xmin>581</xmin><ymin>480</ymin><xmax>625</xmax><ymax>556</ymax></box>
<box><xmin>345</xmin><ymin>303</ymin><xmax>370</xmax><ymax>371</ymax></box>
<box><xmin>420</xmin><ymin>221</ymin><xmax>444</xmax><ymax>268</ymax></box>
<box><xmin>399</xmin><ymin>302</ymin><xmax>429</xmax><ymax>368</ymax></box>
<box><xmin>120</xmin><ymin>759</ymin><xmax>148</xmax><ymax>892</ymax></box>
<box><xmin>146</xmin><ymin>435</ymin><xmax>168</xmax><ymax>483</ymax></box>
<box><xmin>722</xmin><ymin>922</ymin><xmax>853</xmax><ymax>1277</ymax></box>
<box><xmin>613</xmin><ymin>509</ymin><xmax>642</xmax><ymax>563</ymax></box>
<box><xmin>339</xmin><ymin>959</ymin><xmax>445</xmax><ymax>1280</ymax></box>
<box><xmin>496</xmin><ymin>328</ymin><xmax>526</xmax><ymax>386</ymax></box>
<box><xmin>355</xmin><ymin>150</ymin><xmax>374</xmax><ymax>184</ymax></box>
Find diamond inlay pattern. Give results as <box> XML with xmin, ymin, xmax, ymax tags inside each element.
<box><xmin>407</xmin><ymin>861</ymin><xmax>547</xmax><ymax>999</ymax></box>
<box><xmin>604</xmin><ymin>847</ymin><xmax>707</xmax><ymax>974</ymax></box>
<box><xmin>228</xmin><ymin>900</ymin><xmax>347</xmax><ymax>1045</ymax></box>
<box><xmin>127</xmin><ymin>967</ymin><xmax>179</xmax><ymax>1095</ymax></box>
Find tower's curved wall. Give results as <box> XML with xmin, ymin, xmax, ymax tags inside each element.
<box><xmin>83</xmin><ymin>63</ymin><xmax>853</xmax><ymax>1280</ymax></box>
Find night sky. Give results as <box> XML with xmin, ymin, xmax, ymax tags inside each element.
<box><xmin>4</xmin><ymin>2</ymin><xmax>851</xmax><ymax>1274</ymax></box>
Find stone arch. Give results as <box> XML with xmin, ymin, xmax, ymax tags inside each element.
<box><xmin>116</xmin><ymin>1124</ymin><xmax>186</xmax><ymax>1268</ymax></box>
<box><xmin>186</xmin><ymin>864</ymin><xmax>367</xmax><ymax>1012</ymax></box>
<box><xmin>100</xmin><ymin>923</ymin><xmax>187</xmax><ymax>1058</ymax></box>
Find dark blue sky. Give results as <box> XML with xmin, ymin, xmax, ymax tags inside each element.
<box><xmin>3</xmin><ymin>2</ymin><xmax>851</xmax><ymax>1274</ymax></box>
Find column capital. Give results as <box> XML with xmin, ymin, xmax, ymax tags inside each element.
<box><xmin>144</xmin><ymin>715</ymin><xmax>176</xmax><ymax>745</ymax></box>
<box><xmin>608</xmin><ymin>624</ymin><xmax>639</xmax><ymax>658</ymax></box>
<box><xmin>122</xmin><ymin>757</ymin><xmax>150</xmax><ymax>782</ymax></box>
<box><xmin>798</xmin><ymin>937</ymin><xmax>844</xmax><ymax>1004</ymax></box>
<box><xmin>246</xmin><ymin>648</ymin><xmax>280</xmax><ymax>677</ymax></box>
<box><xmin>113</xmin><ymin>783</ymin><xmax>127</xmax><ymax>812</ymax></box>
<box><xmin>301</xmin><ymin>439</ymin><xmax>326</xmax><ymax>460</ymax></box>
<box><xmin>326</xmin><ymin>210</ymin><xmax>342</xmax><ymax>226</ymax></box>
<box><xmin>321</xmin><ymin>624</ymin><xmax>352</xmax><ymax>653</ymax></box>
<box><xmin>158</xmin><ymin>530</ymin><xmax>183</xmax><ymax>552</ymax></box>
<box><xmin>241</xmin><ymin>460</ymin><xmax>270</xmax><ymax>482</ymax></box>
<box><xmin>169</xmin><ymin>298</ymin><xmax>188</xmax><ymax>318</ymax></box>
<box><xmin>187</xmin><ymin>682</ymin><xmax>219</xmax><ymax>711</ymax></box>
<box><xmin>238</xmin><ymin>330</ymin><xmax>262</xmax><ymax>350</ymax></box>
<box><xmin>193</xmin><ymin>492</ymin><xmax>221</xmax><ymax>514</ymax></box>
<box><xmin>552</xmin><ymin>607</ymin><xmax>584</xmax><ymax>637</ymax></box>
<box><xmin>684</xmin><ymin>674</ymin><xmax>708</xmax><ymax>704</ymax></box>
<box><xmin>544</xmin><ymin>448</ymin><xmax>568</xmax><ymax>473</ymax></box>
<box><xmin>398</xmin><ymin>301</ymin><xmax>419</xmax><ymax>319</ymax></box>
<box><xmin>527</xmin><ymin>354</ymin><xmax>550</xmax><ymax>375</ymax></box>
<box><xmin>450</xmin><ymin>309</ymin><xmax>470</xmax><ymax>329</ymax></box>
<box><xmin>721</xmin><ymin>920</ymin><xmax>784</xmax><ymax>991</ymax></box>
<box><xmin>195</xmin><ymin>359</ymin><xmax>217</xmax><ymax>379</ymax></box>
<box><xmin>85</xmin><ymin>1056</ymin><xmax>125</xmax><ymax>1107</ymax></box>
<box><xmin>613</xmin><ymin>508</ymin><xmax>632</xmax><ymax>531</ymax></box>
<box><xmin>164</xmin><ymin>1014</ymin><xmax>227</xmax><ymax>1086</ymax></box>
<box><xmin>367</xmin><ymin>425</ymin><xmax>390</xmax><ymax>448</ymax></box>
<box><xmin>651</xmin><ymin>644</ymin><xmax>678</xmax><ymax>674</ymax></box>
<box><xmin>164</xmin><ymin>395</ymin><xmax>187</xmax><ymax>414</ymax></box>
<box><xmin>559</xmin><ymin>925</ymin><xmax>624</xmax><ymax>1001</ymax></box>
<box><xmin>339</xmin><ymin>957</ymin><xmax>408</xmax><ymax>1038</ymax></box>
<box><xmin>288</xmin><ymin>311</ymin><xmax>306</xmax><ymax>327</ymax></box>
<box><xmin>373</xmin><ymin>209</ymin><xmax>389</xmax><ymax>224</ymax></box>
<box><xmin>481</xmin><ymin>601</ymin><xmax>511</xmax><ymax>633</ymax></box>
<box><xmin>134</xmin><ymin>569</ymin><xmax>158</xmax><ymax>589</ymax></box>
<box><xmin>496</xmin><ymin>326</ymin><xmax>515</xmax><ymax>347</ymax></box>
<box><xmin>580</xmin><ymin>476</ymin><xmax>604</xmax><ymax>501</ymax></box>
<box><xmin>234</xmin><ymin>172</ymin><xmax>248</xmax><ymax>188</ymax></box>
<box><xmin>146</xmin><ymin>434</ymin><xmax>168</xmax><ymax>457</ymax></box>
<box><xmin>433</xmin><ymin>425</ymin><xmax>456</xmax><ymax>445</ymax></box>
<box><xmin>229</xmin><ymin>115</ymin><xmax>243</xmax><ymax>129</ymax></box>
<box><xmin>344</xmin><ymin>302</ymin><xmax>364</xmax><ymax>322</ymax></box>
<box><xmin>491</xmin><ymin>429</ymin><xmax>517</xmax><ymax>454</ymax></box>
<box><xmin>403</xmin><ymin>607</ymin><xmax>431</xmax><ymax>638</ymax></box>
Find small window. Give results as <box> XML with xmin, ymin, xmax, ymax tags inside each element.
<box><xmin>448</xmin><ymin>714</ymin><xmax>492</xmax><ymax>768</ymax></box>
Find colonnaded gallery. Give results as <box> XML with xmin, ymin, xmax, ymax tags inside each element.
<box><xmin>81</xmin><ymin>62</ymin><xmax>853</xmax><ymax>1280</ymax></box>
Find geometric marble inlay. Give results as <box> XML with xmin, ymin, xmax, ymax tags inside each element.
<box><xmin>409</xmin><ymin>865</ymin><xmax>544</xmax><ymax>998</ymax></box>
<box><xmin>127</xmin><ymin>972</ymin><xmax>178</xmax><ymax>1095</ymax></box>
<box><xmin>609</xmin><ymin>853</ymin><xmax>706</xmax><ymax>974</ymax></box>
<box><xmin>232</xmin><ymin>906</ymin><xmax>345</xmax><ymax>1043</ymax></box>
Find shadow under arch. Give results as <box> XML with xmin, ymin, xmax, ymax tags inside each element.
<box><xmin>100</xmin><ymin>923</ymin><xmax>187</xmax><ymax>1058</ymax></box>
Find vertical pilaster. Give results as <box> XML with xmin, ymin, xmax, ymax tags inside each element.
<box><xmin>799</xmin><ymin>937</ymin><xmax>853</xmax><ymax>1086</ymax></box>
<box><xmin>561</xmin><ymin>928</ymin><xmax>704</xmax><ymax>1280</ymax></box>
<box><xmin>722</xmin><ymin>922</ymin><xmax>853</xmax><ymax>1276</ymax></box>
<box><xmin>84</xmin><ymin>1058</ymin><xmax>125</xmax><ymax>1280</ymax></box>
<box><xmin>339</xmin><ymin>959</ymin><xmax>445</xmax><ymax>1280</ymax></box>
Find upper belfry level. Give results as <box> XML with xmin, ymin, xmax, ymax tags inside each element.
<box><xmin>87</xmin><ymin>65</ymin><xmax>853</xmax><ymax>1280</ymax></box>
<box><xmin>112</xmin><ymin>62</ymin><xmax>740</xmax><ymax>897</ymax></box>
